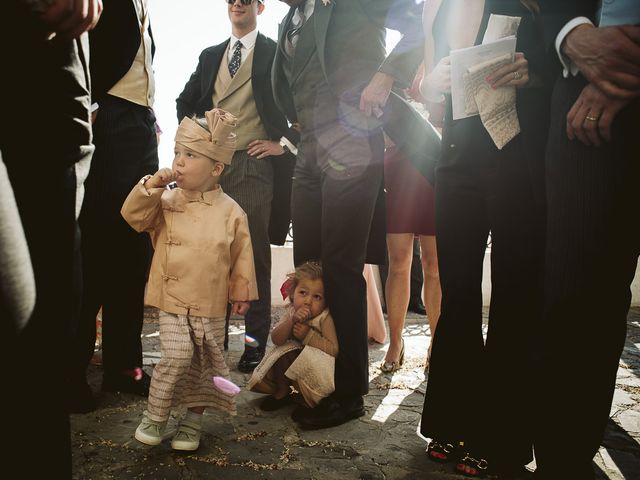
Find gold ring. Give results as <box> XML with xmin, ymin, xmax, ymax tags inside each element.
<box><xmin>585</xmin><ymin>115</ymin><xmax>598</xmax><ymax>122</ymax></box>
<box><xmin>513</xmin><ymin>71</ymin><xmax>521</xmax><ymax>80</ymax></box>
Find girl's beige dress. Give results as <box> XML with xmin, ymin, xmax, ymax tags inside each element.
<box><xmin>248</xmin><ymin>307</ymin><xmax>338</xmax><ymax>407</ymax></box>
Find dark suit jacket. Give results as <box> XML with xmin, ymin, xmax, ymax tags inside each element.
<box><xmin>89</xmin><ymin>0</ymin><xmax>155</xmax><ymax>101</ymax></box>
<box><xmin>176</xmin><ymin>33</ymin><xmax>297</xmax><ymax>245</ymax></box>
<box><xmin>271</xmin><ymin>0</ymin><xmax>437</xmax><ymax>263</ymax></box>
<box><xmin>272</xmin><ymin>0</ymin><xmax>423</xmax><ymax>122</ymax></box>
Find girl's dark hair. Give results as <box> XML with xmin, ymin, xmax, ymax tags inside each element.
<box><xmin>287</xmin><ymin>261</ymin><xmax>323</xmax><ymax>301</ymax></box>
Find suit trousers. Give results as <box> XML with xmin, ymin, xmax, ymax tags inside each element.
<box><xmin>0</xmin><ymin>15</ymin><xmax>93</xmax><ymax>476</ymax></box>
<box><xmin>291</xmin><ymin>125</ymin><xmax>384</xmax><ymax>399</ymax></box>
<box><xmin>219</xmin><ymin>150</ymin><xmax>274</xmax><ymax>352</ymax></box>
<box><xmin>421</xmin><ymin>114</ymin><xmax>544</xmax><ymax>468</ymax></box>
<box><xmin>73</xmin><ymin>95</ymin><xmax>158</xmax><ymax>379</ymax></box>
<box><xmin>533</xmin><ymin>75</ymin><xmax>640</xmax><ymax>479</ymax></box>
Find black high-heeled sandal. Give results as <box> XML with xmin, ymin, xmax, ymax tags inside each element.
<box><xmin>455</xmin><ymin>452</ymin><xmax>489</xmax><ymax>478</ymax></box>
<box><xmin>426</xmin><ymin>439</ymin><xmax>458</xmax><ymax>463</ymax></box>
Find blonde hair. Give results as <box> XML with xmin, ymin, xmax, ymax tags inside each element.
<box><xmin>286</xmin><ymin>261</ymin><xmax>323</xmax><ymax>302</ymax></box>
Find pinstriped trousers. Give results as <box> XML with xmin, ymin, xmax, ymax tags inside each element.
<box><xmin>147</xmin><ymin>310</ymin><xmax>236</xmax><ymax>422</ymax></box>
<box><xmin>219</xmin><ymin>150</ymin><xmax>274</xmax><ymax>352</ymax></box>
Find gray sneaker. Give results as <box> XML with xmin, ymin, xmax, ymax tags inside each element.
<box><xmin>171</xmin><ymin>419</ymin><xmax>201</xmax><ymax>451</ymax></box>
<box><xmin>134</xmin><ymin>413</ymin><xmax>167</xmax><ymax>446</ymax></box>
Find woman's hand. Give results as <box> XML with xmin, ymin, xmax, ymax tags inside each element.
<box><xmin>145</xmin><ymin>168</ymin><xmax>176</xmax><ymax>189</ymax></box>
<box><xmin>247</xmin><ymin>139</ymin><xmax>284</xmax><ymax>159</ymax></box>
<box><xmin>486</xmin><ymin>52</ymin><xmax>529</xmax><ymax>89</ymax></box>
<box><xmin>420</xmin><ymin>56</ymin><xmax>451</xmax><ymax>102</ymax></box>
<box><xmin>292</xmin><ymin>322</ymin><xmax>311</xmax><ymax>340</ymax></box>
<box><xmin>231</xmin><ymin>301</ymin><xmax>250</xmax><ymax>316</ymax></box>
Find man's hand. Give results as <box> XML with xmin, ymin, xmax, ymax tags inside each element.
<box><xmin>41</xmin><ymin>0</ymin><xmax>103</xmax><ymax>40</ymax></box>
<box><xmin>566</xmin><ymin>83</ymin><xmax>630</xmax><ymax>146</ymax></box>
<box><xmin>145</xmin><ymin>168</ymin><xmax>176</xmax><ymax>189</ymax></box>
<box><xmin>231</xmin><ymin>301</ymin><xmax>250</xmax><ymax>316</ymax></box>
<box><xmin>247</xmin><ymin>139</ymin><xmax>284</xmax><ymax>159</ymax></box>
<box><xmin>563</xmin><ymin>24</ymin><xmax>640</xmax><ymax>99</ymax></box>
<box><xmin>360</xmin><ymin>71</ymin><xmax>395</xmax><ymax>118</ymax></box>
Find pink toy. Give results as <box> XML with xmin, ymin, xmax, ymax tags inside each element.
<box><xmin>212</xmin><ymin>376</ymin><xmax>241</xmax><ymax>396</ymax></box>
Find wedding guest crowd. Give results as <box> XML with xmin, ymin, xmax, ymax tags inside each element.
<box><xmin>3</xmin><ymin>1</ymin><xmax>637</xmax><ymax>479</ymax></box>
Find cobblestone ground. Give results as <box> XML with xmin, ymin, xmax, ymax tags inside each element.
<box><xmin>71</xmin><ymin>308</ymin><xmax>640</xmax><ymax>479</ymax></box>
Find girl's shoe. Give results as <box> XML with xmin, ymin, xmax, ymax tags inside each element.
<box><xmin>455</xmin><ymin>452</ymin><xmax>489</xmax><ymax>478</ymax></box>
<box><xmin>381</xmin><ymin>339</ymin><xmax>405</xmax><ymax>373</ymax></box>
<box><xmin>134</xmin><ymin>413</ymin><xmax>167</xmax><ymax>446</ymax></box>
<box><xmin>171</xmin><ymin>418</ymin><xmax>202</xmax><ymax>451</ymax></box>
<box><xmin>260</xmin><ymin>394</ymin><xmax>293</xmax><ymax>411</ymax></box>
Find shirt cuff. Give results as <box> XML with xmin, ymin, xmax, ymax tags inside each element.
<box><xmin>279</xmin><ymin>136</ymin><xmax>298</xmax><ymax>156</ymax></box>
<box><xmin>555</xmin><ymin>17</ymin><xmax>594</xmax><ymax>78</ymax></box>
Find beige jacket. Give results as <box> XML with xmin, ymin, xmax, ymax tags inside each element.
<box><xmin>121</xmin><ymin>180</ymin><xmax>258</xmax><ymax>318</ymax></box>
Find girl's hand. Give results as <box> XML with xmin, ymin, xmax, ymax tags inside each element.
<box><xmin>145</xmin><ymin>168</ymin><xmax>176</xmax><ymax>189</ymax></box>
<box><xmin>231</xmin><ymin>301</ymin><xmax>250</xmax><ymax>316</ymax></box>
<box><xmin>247</xmin><ymin>139</ymin><xmax>284</xmax><ymax>159</ymax></box>
<box><xmin>486</xmin><ymin>52</ymin><xmax>529</xmax><ymax>89</ymax></box>
<box><xmin>293</xmin><ymin>306</ymin><xmax>311</xmax><ymax>324</ymax></box>
<box><xmin>292</xmin><ymin>322</ymin><xmax>311</xmax><ymax>340</ymax></box>
<box><xmin>420</xmin><ymin>56</ymin><xmax>451</xmax><ymax>102</ymax></box>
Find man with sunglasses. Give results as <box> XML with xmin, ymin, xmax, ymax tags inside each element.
<box><xmin>271</xmin><ymin>0</ymin><xmax>425</xmax><ymax>430</ymax></box>
<box><xmin>177</xmin><ymin>0</ymin><xmax>298</xmax><ymax>374</ymax></box>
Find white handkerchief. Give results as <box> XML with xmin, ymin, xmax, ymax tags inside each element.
<box><xmin>483</xmin><ymin>14</ymin><xmax>521</xmax><ymax>44</ymax></box>
<box><xmin>464</xmin><ymin>53</ymin><xmax>520</xmax><ymax>149</ymax></box>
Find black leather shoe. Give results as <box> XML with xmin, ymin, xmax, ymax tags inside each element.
<box><xmin>297</xmin><ymin>396</ymin><xmax>365</xmax><ymax>430</ymax></box>
<box><xmin>408</xmin><ymin>300</ymin><xmax>426</xmax><ymax>315</ymax></box>
<box><xmin>102</xmin><ymin>370</ymin><xmax>151</xmax><ymax>396</ymax></box>
<box><xmin>68</xmin><ymin>379</ymin><xmax>96</xmax><ymax>414</ymax></box>
<box><xmin>238</xmin><ymin>348</ymin><xmax>263</xmax><ymax>373</ymax></box>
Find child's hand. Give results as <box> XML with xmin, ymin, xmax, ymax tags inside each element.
<box><xmin>145</xmin><ymin>168</ymin><xmax>176</xmax><ymax>189</ymax></box>
<box><xmin>292</xmin><ymin>321</ymin><xmax>311</xmax><ymax>341</ymax></box>
<box><xmin>231</xmin><ymin>301</ymin><xmax>250</xmax><ymax>316</ymax></box>
<box><xmin>293</xmin><ymin>307</ymin><xmax>311</xmax><ymax>324</ymax></box>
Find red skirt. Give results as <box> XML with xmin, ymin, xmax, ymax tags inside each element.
<box><xmin>384</xmin><ymin>146</ymin><xmax>436</xmax><ymax>236</ymax></box>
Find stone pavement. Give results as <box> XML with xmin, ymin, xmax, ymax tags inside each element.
<box><xmin>71</xmin><ymin>308</ymin><xmax>640</xmax><ymax>479</ymax></box>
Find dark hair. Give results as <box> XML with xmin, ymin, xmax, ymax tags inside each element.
<box><xmin>287</xmin><ymin>261</ymin><xmax>323</xmax><ymax>301</ymax></box>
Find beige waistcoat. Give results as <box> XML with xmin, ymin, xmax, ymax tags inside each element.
<box><xmin>212</xmin><ymin>47</ymin><xmax>269</xmax><ymax>150</ymax></box>
<box><xmin>108</xmin><ymin>0</ymin><xmax>155</xmax><ymax>107</ymax></box>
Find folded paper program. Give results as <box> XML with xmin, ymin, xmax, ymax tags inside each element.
<box><xmin>463</xmin><ymin>53</ymin><xmax>519</xmax><ymax>150</ymax></box>
<box><xmin>482</xmin><ymin>14</ymin><xmax>521</xmax><ymax>44</ymax></box>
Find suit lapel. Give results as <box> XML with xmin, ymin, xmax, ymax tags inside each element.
<box><xmin>272</xmin><ymin>8</ymin><xmax>297</xmax><ymax>118</ymax></box>
<box><xmin>290</xmin><ymin>0</ymin><xmax>332</xmax><ymax>85</ymax></box>
<box><xmin>251</xmin><ymin>33</ymin><xmax>269</xmax><ymax>116</ymax></box>
<box><xmin>313</xmin><ymin>0</ymin><xmax>332</xmax><ymax>78</ymax></box>
<box><xmin>204</xmin><ymin>40</ymin><xmax>229</xmax><ymax>102</ymax></box>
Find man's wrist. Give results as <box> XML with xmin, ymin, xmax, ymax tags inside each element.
<box><xmin>556</xmin><ymin>19</ymin><xmax>594</xmax><ymax>77</ymax></box>
<box><xmin>279</xmin><ymin>136</ymin><xmax>297</xmax><ymax>156</ymax></box>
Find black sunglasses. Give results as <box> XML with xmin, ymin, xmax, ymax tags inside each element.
<box><xmin>226</xmin><ymin>0</ymin><xmax>263</xmax><ymax>5</ymax></box>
